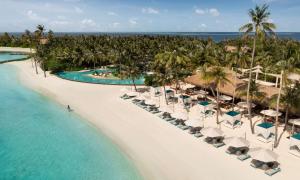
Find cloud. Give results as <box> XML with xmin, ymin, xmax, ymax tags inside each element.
<box><xmin>129</xmin><ymin>18</ymin><xmax>137</xmax><ymax>25</ymax></box>
<box><xmin>81</xmin><ymin>19</ymin><xmax>96</xmax><ymax>27</ymax></box>
<box><xmin>74</xmin><ymin>6</ymin><xmax>83</xmax><ymax>14</ymax></box>
<box><xmin>200</xmin><ymin>23</ymin><xmax>207</xmax><ymax>28</ymax></box>
<box><xmin>26</xmin><ymin>10</ymin><xmax>48</xmax><ymax>22</ymax></box>
<box><xmin>109</xmin><ymin>22</ymin><xmax>120</xmax><ymax>28</ymax></box>
<box><xmin>107</xmin><ymin>11</ymin><xmax>117</xmax><ymax>16</ymax></box>
<box><xmin>50</xmin><ymin>20</ymin><xmax>71</xmax><ymax>26</ymax></box>
<box><xmin>142</xmin><ymin>7</ymin><xmax>159</xmax><ymax>14</ymax></box>
<box><xmin>209</xmin><ymin>8</ymin><xmax>220</xmax><ymax>16</ymax></box>
<box><xmin>195</xmin><ymin>9</ymin><xmax>205</xmax><ymax>15</ymax></box>
<box><xmin>195</xmin><ymin>8</ymin><xmax>220</xmax><ymax>17</ymax></box>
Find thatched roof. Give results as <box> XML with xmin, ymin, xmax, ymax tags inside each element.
<box><xmin>185</xmin><ymin>69</ymin><xmax>279</xmax><ymax>100</ymax></box>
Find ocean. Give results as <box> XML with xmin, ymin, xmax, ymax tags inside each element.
<box><xmin>3</xmin><ymin>32</ymin><xmax>300</xmax><ymax>42</ymax></box>
<box><xmin>0</xmin><ymin>63</ymin><xmax>142</xmax><ymax>179</ymax></box>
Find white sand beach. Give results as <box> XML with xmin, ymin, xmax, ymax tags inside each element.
<box><xmin>0</xmin><ymin>47</ymin><xmax>33</xmax><ymax>53</ymax></box>
<box><xmin>10</xmin><ymin>59</ymin><xmax>299</xmax><ymax>180</ymax></box>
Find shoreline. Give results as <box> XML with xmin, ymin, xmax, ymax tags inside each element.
<box><xmin>8</xmin><ymin>59</ymin><xmax>298</xmax><ymax>180</ymax></box>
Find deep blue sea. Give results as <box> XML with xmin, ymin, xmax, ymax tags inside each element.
<box><xmin>0</xmin><ymin>63</ymin><xmax>142</xmax><ymax>179</ymax></box>
<box><xmin>3</xmin><ymin>32</ymin><xmax>300</xmax><ymax>42</ymax></box>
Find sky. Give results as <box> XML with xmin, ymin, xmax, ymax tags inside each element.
<box><xmin>0</xmin><ymin>0</ymin><xmax>299</xmax><ymax>32</ymax></box>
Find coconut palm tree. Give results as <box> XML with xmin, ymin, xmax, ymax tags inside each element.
<box><xmin>226</xmin><ymin>40</ymin><xmax>250</xmax><ymax>104</ymax></box>
<box><xmin>272</xmin><ymin>41</ymin><xmax>300</xmax><ymax>146</ymax></box>
<box><xmin>270</xmin><ymin>84</ymin><xmax>300</xmax><ymax>130</ymax></box>
<box><xmin>237</xmin><ymin>79</ymin><xmax>266</xmax><ymax>131</ymax></box>
<box><xmin>239</xmin><ymin>4</ymin><xmax>276</xmax><ymax>134</ymax></box>
<box><xmin>204</xmin><ymin>66</ymin><xmax>230</xmax><ymax>124</ymax></box>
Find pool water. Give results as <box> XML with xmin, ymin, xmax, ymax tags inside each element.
<box><xmin>0</xmin><ymin>52</ymin><xmax>28</xmax><ymax>63</ymax></box>
<box><xmin>56</xmin><ymin>70</ymin><xmax>144</xmax><ymax>85</ymax></box>
<box><xmin>0</xmin><ymin>64</ymin><xmax>142</xmax><ymax>180</ymax></box>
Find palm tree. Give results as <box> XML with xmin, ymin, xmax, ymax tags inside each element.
<box><xmin>203</xmin><ymin>66</ymin><xmax>230</xmax><ymax>124</ymax></box>
<box><xmin>237</xmin><ymin>79</ymin><xmax>266</xmax><ymax>131</ymax></box>
<box><xmin>227</xmin><ymin>40</ymin><xmax>250</xmax><ymax>104</ymax></box>
<box><xmin>270</xmin><ymin>84</ymin><xmax>300</xmax><ymax>130</ymax></box>
<box><xmin>272</xmin><ymin>41</ymin><xmax>300</xmax><ymax>146</ymax></box>
<box><xmin>239</xmin><ymin>4</ymin><xmax>276</xmax><ymax>134</ymax></box>
<box><xmin>153</xmin><ymin>52</ymin><xmax>173</xmax><ymax>105</ymax></box>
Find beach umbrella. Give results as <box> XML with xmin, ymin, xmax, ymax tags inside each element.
<box><xmin>171</xmin><ymin>111</ymin><xmax>188</xmax><ymax>120</ymax></box>
<box><xmin>159</xmin><ymin>106</ymin><xmax>173</xmax><ymax>113</ymax></box>
<box><xmin>219</xmin><ymin>95</ymin><xmax>232</xmax><ymax>101</ymax></box>
<box><xmin>127</xmin><ymin>91</ymin><xmax>138</xmax><ymax>97</ymax></box>
<box><xmin>120</xmin><ymin>87</ymin><xmax>130</xmax><ymax>93</ymax></box>
<box><xmin>182</xmin><ymin>83</ymin><xmax>195</xmax><ymax>90</ymax></box>
<box><xmin>289</xmin><ymin>118</ymin><xmax>300</xmax><ymax>134</ymax></box>
<box><xmin>135</xmin><ymin>96</ymin><xmax>145</xmax><ymax>101</ymax></box>
<box><xmin>288</xmin><ymin>73</ymin><xmax>300</xmax><ymax>81</ymax></box>
<box><xmin>145</xmin><ymin>99</ymin><xmax>156</xmax><ymax>106</ymax></box>
<box><xmin>237</xmin><ymin>102</ymin><xmax>256</xmax><ymax>109</ymax></box>
<box><xmin>199</xmin><ymin>90</ymin><xmax>209</xmax><ymax>95</ymax></box>
<box><xmin>224</xmin><ymin>137</ymin><xmax>250</xmax><ymax>148</ymax></box>
<box><xmin>260</xmin><ymin>109</ymin><xmax>282</xmax><ymax>117</ymax></box>
<box><xmin>185</xmin><ymin>118</ymin><xmax>202</xmax><ymax>127</ymax></box>
<box><xmin>249</xmin><ymin>148</ymin><xmax>279</xmax><ymax>162</ymax></box>
<box><xmin>201</xmin><ymin>127</ymin><xmax>224</xmax><ymax>138</ymax></box>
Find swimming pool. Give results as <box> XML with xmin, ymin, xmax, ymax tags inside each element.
<box><xmin>56</xmin><ymin>69</ymin><xmax>145</xmax><ymax>85</ymax></box>
<box><xmin>0</xmin><ymin>52</ymin><xmax>29</xmax><ymax>63</ymax></box>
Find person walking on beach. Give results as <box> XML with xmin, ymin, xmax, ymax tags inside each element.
<box><xmin>67</xmin><ymin>105</ymin><xmax>72</xmax><ymax>112</ymax></box>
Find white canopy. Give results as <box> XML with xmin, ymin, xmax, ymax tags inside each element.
<box><xmin>135</xmin><ymin>96</ymin><xmax>145</xmax><ymax>101</ymax></box>
<box><xmin>127</xmin><ymin>91</ymin><xmax>138</xmax><ymax>97</ymax></box>
<box><xmin>288</xmin><ymin>73</ymin><xmax>300</xmax><ymax>81</ymax></box>
<box><xmin>249</xmin><ymin>148</ymin><xmax>279</xmax><ymax>162</ymax></box>
<box><xmin>182</xmin><ymin>83</ymin><xmax>195</xmax><ymax>90</ymax></box>
<box><xmin>237</xmin><ymin>102</ymin><xmax>256</xmax><ymax>109</ymax></box>
<box><xmin>171</xmin><ymin>111</ymin><xmax>188</xmax><ymax>120</ymax></box>
<box><xmin>198</xmin><ymin>90</ymin><xmax>209</xmax><ymax>95</ymax></box>
<box><xmin>145</xmin><ymin>99</ymin><xmax>156</xmax><ymax>106</ymax></box>
<box><xmin>159</xmin><ymin>106</ymin><xmax>173</xmax><ymax>113</ymax></box>
<box><xmin>185</xmin><ymin>119</ymin><xmax>202</xmax><ymax>127</ymax></box>
<box><xmin>201</xmin><ymin>127</ymin><xmax>224</xmax><ymax>138</ymax></box>
<box><xmin>219</xmin><ymin>95</ymin><xmax>232</xmax><ymax>101</ymax></box>
<box><xmin>224</xmin><ymin>137</ymin><xmax>250</xmax><ymax>148</ymax></box>
<box><xmin>120</xmin><ymin>87</ymin><xmax>130</xmax><ymax>93</ymax></box>
<box><xmin>289</xmin><ymin>118</ymin><xmax>300</xmax><ymax>126</ymax></box>
<box><xmin>260</xmin><ymin>109</ymin><xmax>282</xmax><ymax>117</ymax></box>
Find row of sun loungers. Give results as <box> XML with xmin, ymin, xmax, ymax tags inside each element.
<box><xmin>121</xmin><ymin>94</ymin><xmax>281</xmax><ymax>176</ymax></box>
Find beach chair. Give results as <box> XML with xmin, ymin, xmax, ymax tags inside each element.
<box><xmin>204</xmin><ymin>137</ymin><xmax>213</xmax><ymax>144</ymax></box>
<box><xmin>194</xmin><ymin>133</ymin><xmax>203</xmax><ymax>138</ymax></box>
<box><xmin>237</xmin><ymin>154</ymin><xmax>251</xmax><ymax>161</ymax></box>
<box><xmin>226</xmin><ymin>147</ymin><xmax>237</xmax><ymax>154</ymax></box>
<box><xmin>250</xmin><ymin>160</ymin><xmax>264</xmax><ymax>168</ymax></box>
<box><xmin>213</xmin><ymin>142</ymin><xmax>225</xmax><ymax>148</ymax></box>
<box><xmin>265</xmin><ymin>167</ymin><xmax>281</xmax><ymax>176</ymax></box>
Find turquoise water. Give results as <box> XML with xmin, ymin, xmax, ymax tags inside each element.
<box><xmin>57</xmin><ymin>70</ymin><xmax>144</xmax><ymax>85</ymax></box>
<box><xmin>0</xmin><ymin>52</ymin><xmax>28</xmax><ymax>63</ymax></box>
<box><xmin>0</xmin><ymin>64</ymin><xmax>142</xmax><ymax>180</ymax></box>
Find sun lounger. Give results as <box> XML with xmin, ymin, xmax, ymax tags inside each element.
<box><xmin>250</xmin><ymin>160</ymin><xmax>264</xmax><ymax>168</ymax></box>
<box><xmin>237</xmin><ymin>154</ymin><xmax>251</xmax><ymax>161</ymax></box>
<box><xmin>194</xmin><ymin>133</ymin><xmax>203</xmax><ymax>138</ymax></box>
<box><xmin>226</xmin><ymin>147</ymin><xmax>237</xmax><ymax>154</ymax></box>
<box><xmin>265</xmin><ymin>167</ymin><xmax>281</xmax><ymax>176</ymax></box>
<box><xmin>213</xmin><ymin>142</ymin><xmax>225</xmax><ymax>148</ymax></box>
<box><xmin>204</xmin><ymin>137</ymin><xmax>213</xmax><ymax>144</ymax></box>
